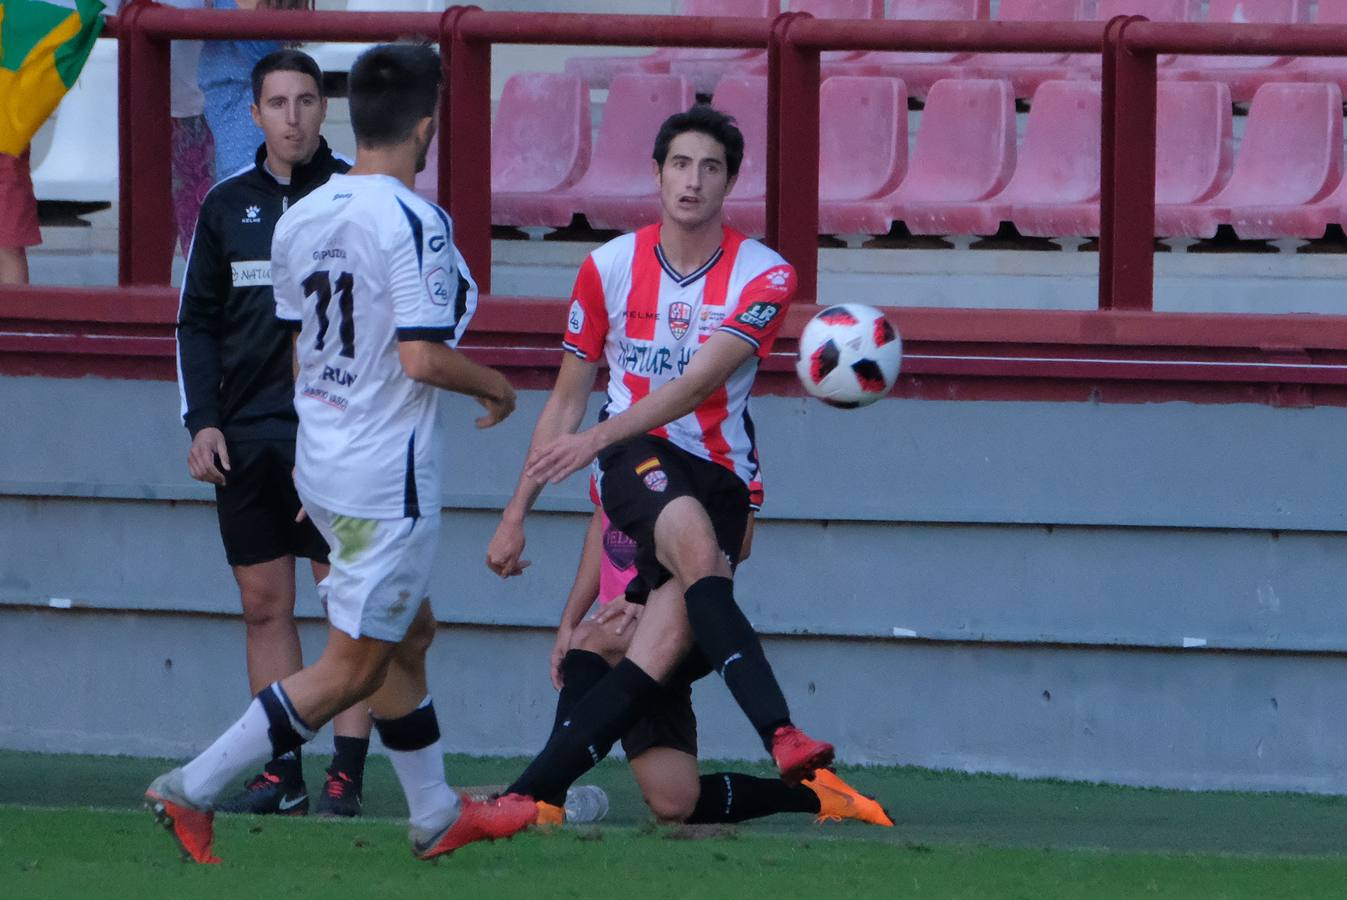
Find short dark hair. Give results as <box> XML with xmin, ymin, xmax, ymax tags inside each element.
<box><xmin>250</xmin><ymin>49</ymin><xmax>324</xmax><ymax>105</ymax></box>
<box><xmin>348</xmin><ymin>43</ymin><xmax>442</xmax><ymax>148</ymax></box>
<box><xmin>652</xmin><ymin>105</ymin><xmax>745</xmax><ymax>179</ymax></box>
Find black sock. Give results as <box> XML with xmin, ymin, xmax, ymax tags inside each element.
<box><xmin>331</xmin><ymin>735</ymin><xmax>370</xmax><ymax>787</ymax></box>
<box><xmin>506</xmin><ymin>658</ymin><xmax>658</xmax><ymax>801</ymax></box>
<box><xmin>264</xmin><ymin>749</ymin><xmax>303</xmax><ymax>784</ymax></box>
<box><xmin>540</xmin><ymin>650</ymin><xmax>612</xmax><ymax>806</ymax></box>
<box><xmin>684</xmin><ymin>576</ymin><xmax>791</xmax><ymax>750</ymax></box>
<box><xmin>687</xmin><ymin>772</ymin><xmax>820</xmax><ymax>824</ymax></box>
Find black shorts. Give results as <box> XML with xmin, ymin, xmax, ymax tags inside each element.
<box><xmin>621</xmin><ymin>650</ymin><xmax>715</xmax><ymax>759</ymax></box>
<box><xmin>214</xmin><ymin>438</ymin><xmax>330</xmax><ymax>567</ymax></box>
<box><xmin>598</xmin><ymin>436</ymin><xmax>750</xmax><ymax>604</ymax></box>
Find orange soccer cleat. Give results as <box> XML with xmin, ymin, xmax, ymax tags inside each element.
<box><xmin>803</xmin><ymin>768</ymin><xmax>893</xmax><ymax>827</ymax></box>
<box><xmin>533</xmin><ymin>800</ymin><xmax>565</xmax><ymax>828</ymax></box>
<box><xmin>412</xmin><ymin>793</ymin><xmax>538</xmax><ymax>860</ymax></box>
<box><xmin>145</xmin><ymin>769</ymin><xmax>221</xmax><ymax>864</ymax></box>
<box><xmin>770</xmin><ymin>725</ymin><xmax>835</xmax><ymax>784</ymax></box>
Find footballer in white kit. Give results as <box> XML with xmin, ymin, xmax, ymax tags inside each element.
<box><xmin>272</xmin><ymin>172</ymin><xmax>476</xmax><ymax>641</ymax></box>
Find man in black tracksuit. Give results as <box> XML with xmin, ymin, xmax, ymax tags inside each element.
<box><xmin>176</xmin><ymin>49</ymin><xmax>369</xmax><ymax>818</ymax></box>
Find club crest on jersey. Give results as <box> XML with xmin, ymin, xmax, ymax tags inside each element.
<box><xmin>241</xmin><ymin>205</ymin><xmax>261</xmax><ymax>224</ymax></box>
<box><xmin>668</xmin><ymin>301</ymin><xmax>692</xmax><ymax>340</ymax></box>
<box><xmin>568</xmin><ymin>300</ymin><xmax>585</xmax><ymax>334</ymax></box>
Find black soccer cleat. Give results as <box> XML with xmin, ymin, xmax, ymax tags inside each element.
<box><xmin>316</xmin><ymin>769</ymin><xmax>363</xmax><ymax>818</ymax></box>
<box><xmin>215</xmin><ymin>771</ymin><xmax>310</xmax><ymax>816</ymax></box>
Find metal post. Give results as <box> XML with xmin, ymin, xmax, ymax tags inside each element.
<box><xmin>766</xmin><ymin>12</ymin><xmax>819</xmax><ymax>302</ymax></box>
<box><xmin>1099</xmin><ymin>15</ymin><xmax>1157</xmax><ymax>311</ymax></box>
<box><xmin>446</xmin><ymin>6</ymin><xmax>493</xmax><ymax>294</ymax></box>
<box><xmin>119</xmin><ymin>1</ymin><xmax>174</xmax><ymax>285</ymax></box>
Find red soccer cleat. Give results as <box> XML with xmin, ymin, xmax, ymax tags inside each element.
<box><xmin>412</xmin><ymin>793</ymin><xmax>537</xmax><ymax>860</ymax></box>
<box><xmin>145</xmin><ymin>769</ymin><xmax>221</xmax><ymax>865</ymax></box>
<box><xmin>771</xmin><ymin>725</ymin><xmax>835</xmax><ymax>784</ymax></box>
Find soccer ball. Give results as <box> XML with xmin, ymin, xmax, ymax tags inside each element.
<box><xmin>795</xmin><ymin>304</ymin><xmax>902</xmax><ymax>409</ymax></box>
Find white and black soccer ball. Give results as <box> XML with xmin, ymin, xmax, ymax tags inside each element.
<box><xmin>795</xmin><ymin>303</ymin><xmax>902</xmax><ymax>409</ymax></box>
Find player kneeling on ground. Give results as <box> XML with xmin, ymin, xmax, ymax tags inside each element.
<box><xmin>145</xmin><ymin>43</ymin><xmax>534</xmax><ymax>865</ymax></box>
<box><xmin>535</xmin><ymin>497</ymin><xmax>891</xmax><ymax>829</ymax></box>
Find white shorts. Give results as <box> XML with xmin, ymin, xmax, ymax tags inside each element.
<box><xmin>302</xmin><ymin>499</ymin><xmax>439</xmax><ymax>642</ymax></box>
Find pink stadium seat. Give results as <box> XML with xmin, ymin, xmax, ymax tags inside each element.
<box><xmin>1002</xmin><ymin>80</ymin><xmax>1103</xmax><ymax>237</ymax></box>
<box><xmin>1167</xmin><ymin>0</ymin><xmax>1311</xmax><ymax>103</ymax></box>
<box><xmin>729</xmin><ymin>76</ymin><xmax>906</xmax><ymax>236</ymax></box>
<box><xmin>823</xmin><ymin>0</ymin><xmax>991</xmax><ymax>101</ymax></box>
<box><xmin>821</xmin><ymin>78</ymin><xmax>1014</xmax><ymax>236</ymax></box>
<box><xmin>707</xmin><ymin>76</ymin><xmax>770</xmax><ymax>235</ymax></box>
<box><xmin>417</xmin><ymin>72</ymin><xmax>590</xmax><ymax>214</ymax></box>
<box><xmin>1066</xmin><ymin>0</ymin><xmax>1200</xmax><ymax>73</ymax></box>
<box><xmin>1286</xmin><ymin>1</ymin><xmax>1347</xmax><ymax>93</ymax></box>
<box><xmin>702</xmin><ymin>0</ymin><xmax>883</xmax><ymax>84</ymax></box>
<box><xmin>1156</xmin><ymin>82</ymin><xmax>1344</xmax><ymax>240</ymax></box>
<box><xmin>568</xmin><ymin>0</ymin><xmax>773</xmax><ymax>91</ymax></box>
<box><xmin>494</xmin><ymin>74</ymin><xmax>694</xmax><ymax>231</ymax></box>
<box><xmin>969</xmin><ymin>0</ymin><xmax>1096</xmax><ymax>99</ymax></box>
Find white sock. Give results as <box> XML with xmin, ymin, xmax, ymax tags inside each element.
<box><xmin>180</xmin><ymin>697</ymin><xmax>275</xmax><ymax>806</ymax></box>
<box><xmin>385</xmin><ymin>698</ymin><xmax>459</xmax><ymax>833</ymax></box>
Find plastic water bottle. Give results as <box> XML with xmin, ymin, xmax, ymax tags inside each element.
<box><xmin>564</xmin><ymin>784</ymin><xmax>609</xmax><ymax>823</ymax></box>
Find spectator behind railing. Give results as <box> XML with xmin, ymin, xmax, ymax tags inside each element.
<box><xmin>164</xmin><ymin>0</ymin><xmax>216</xmax><ymax>255</ymax></box>
<box><xmin>199</xmin><ymin>0</ymin><xmax>312</xmax><ymax>181</ymax></box>
<box><xmin>0</xmin><ymin>147</ymin><xmax>40</xmax><ymax>285</ymax></box>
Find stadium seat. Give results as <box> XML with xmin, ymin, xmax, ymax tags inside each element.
<box><xmin>303</xmin><ymin>0</ymin><xmax>446</xmax><ymax>76</ymax></box>
<box><xmin>31</xmin><ymin>38</ymin><xmax>118</xmax><ymax>203</ymax></box>
<box><xmin>555</xmin><ymin>75</ymin><xmax>697</xmax><ymax>232</ymax></box>
<box><xmin>783</xmin><ymin>76</ymin><xmax>908</xmax><ymax>238</ymax></box>
<box><xmin>1285</xmin><ymin>1</ymin><xmax>1347</xmax><ymax>93</ymax></box>
<box><xmin>826</xmin><ymin>78</ymin><xmax>1016</xmax><ymax>237</ymax></box>
<box><xmin>701</xmin><ymin>0</ymin><xmax>883</xmax><ymax>84</ymax></box>
<box><xmin>573</xmin><ymin>0</ymin><xmax>774</xmax><ymax>93</ymax></box>
<box><xmin>1155</xmin><ymin>81</ymin><xmax>1341</xmax><ymax>239</ymax></box>
<box><xmin>1166</xmin><ymin>0</ymin><xmax>1311</xmax><ymax>103</ymax></box>
<box><xmin>1156</xmin><ymin>82</ymin><xmax>1344</xmax><ymax>240</ymax></box>
<box><xmin>471</xmin><ymin>74</ymin><xmax>592</xmax><ymax>226</ymax></box>
<box><xmin>1002</xmin><ymin>80</ymin><xmax>1103</xmax><ymax>238</ymax></box>
<box><xmin>821</xmin><ymin>0</ymin><xmax>991</xmax><ymax>101</ymax></box>
<box><xmin>969</xmin><ymin>0</ymin><xmax>1096</xmax><ymax>100</ymax></box>
<box><xmin>711</xmin><ymin>76</ymin><xmax>771</xmax><ymax>236</ymax></box>
<box><xmin>1066</xmin><ymin>0</ymin><xmax>1201</xmax><ymax>73</ymax></box>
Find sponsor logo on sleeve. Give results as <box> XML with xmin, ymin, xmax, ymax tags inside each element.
<box><xmin>230</xmin><ymin>260</ymin><xmax>272</xmax><ymax>287</ymax></box>
<box><xmin>568</xmin><ymin>299</ymin><xmax>585</xmax><ymax>334</ymax></box>
<box><xmin>425</xmin><ymin>267</ymin><xmax>451</xmax><ymax>306</ymax></box>
<box><xmin>764</xmin><ymin>266</ymin><xmax>791</xmax><ymax>290</ymax></box>
<box><xmin>736</xmin><ymin>301</ymin><xmax>780</xmax><ymax>330</ymax></box>
<box><xmin>428</xmin><ymin>234</ymin><xmax>447</xmax><ymax>253</ymax></box>
<box><xmin>241</xmin><ymin>205</ymin><xmax>261</xmax><ymax>224</ymax></box>
<box><xmin>667</xmin><ymin>301</ymin><xmax>692</xmax><ymax>340</ymax></box>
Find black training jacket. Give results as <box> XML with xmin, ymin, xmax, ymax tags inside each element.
<box><xmin>176</xmin><ymin>138</ymin><xmax>351</xmax><ymax>441</ymax></box>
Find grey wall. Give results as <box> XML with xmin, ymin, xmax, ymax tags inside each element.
<box><xmin>5</xmin><ymin>374</ymin><xmax>1347</xmax><ymax>793</ymax></box>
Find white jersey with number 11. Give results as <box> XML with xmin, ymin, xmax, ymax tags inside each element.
<box><xmin>272</xmin><ymin>172</ymin><xmax>476</xmax><ymax>520</ymax></box>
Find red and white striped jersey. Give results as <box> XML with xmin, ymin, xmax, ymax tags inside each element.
<box><xmin>563</xmin><ymin>224</ymin><xmax>795</xmax><ymax>489</ymax></box>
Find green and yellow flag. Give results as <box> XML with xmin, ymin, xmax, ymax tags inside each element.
<box><xmin>0</xmin><ymin>0</ymin><xmax>108</xmax><ymax>156</ymax></box>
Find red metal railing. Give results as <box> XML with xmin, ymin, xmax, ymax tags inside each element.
<box><xmin>8</xmin><ymin>3</ymin><xmax>1347</xmax><ymax>405</ymax></box>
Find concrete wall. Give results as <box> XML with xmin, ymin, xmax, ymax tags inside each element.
<box><xmin>5</xmin><ymin>374</ymin><xmax>1347</xmax><ymax>793</ymax></box>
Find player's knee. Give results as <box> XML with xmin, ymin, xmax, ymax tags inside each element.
<box><xmin>642</xmin><ymin>785</ymin><xmax>697</xmax><ymax>824</ymax></box>
<box><xmin>239</xmin><ymin>586</ymin><xmax>294</xmax><ymax>628</ymax></box>
<box><xmin>397</xmin><ymin>609</ymin><xmax>436</xmax><ymax>662</ymax></box>
<box><xmin>570</xmin><ymin>620</ymin><xmax>626</xmax><ymax>666</ymax></box>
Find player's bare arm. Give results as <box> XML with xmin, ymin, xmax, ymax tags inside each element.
<box><xmin>486</xmin><ymin>352</ymin><xmax>598</xmax><ymax>578</ymax></box>
<box><xmin>548</xmin><ymin>507</ymin><xmax>605</xmax><ymax>689</ymax></box>
<box><xmin>526</xmin><ymin>330</ymin><xmax>755</xmax><ymax>485</ymax></box>
<box><xmin>397</xmin><ymin>340</ymin><xmax>516</xmax><ymax>428</ymax></box>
